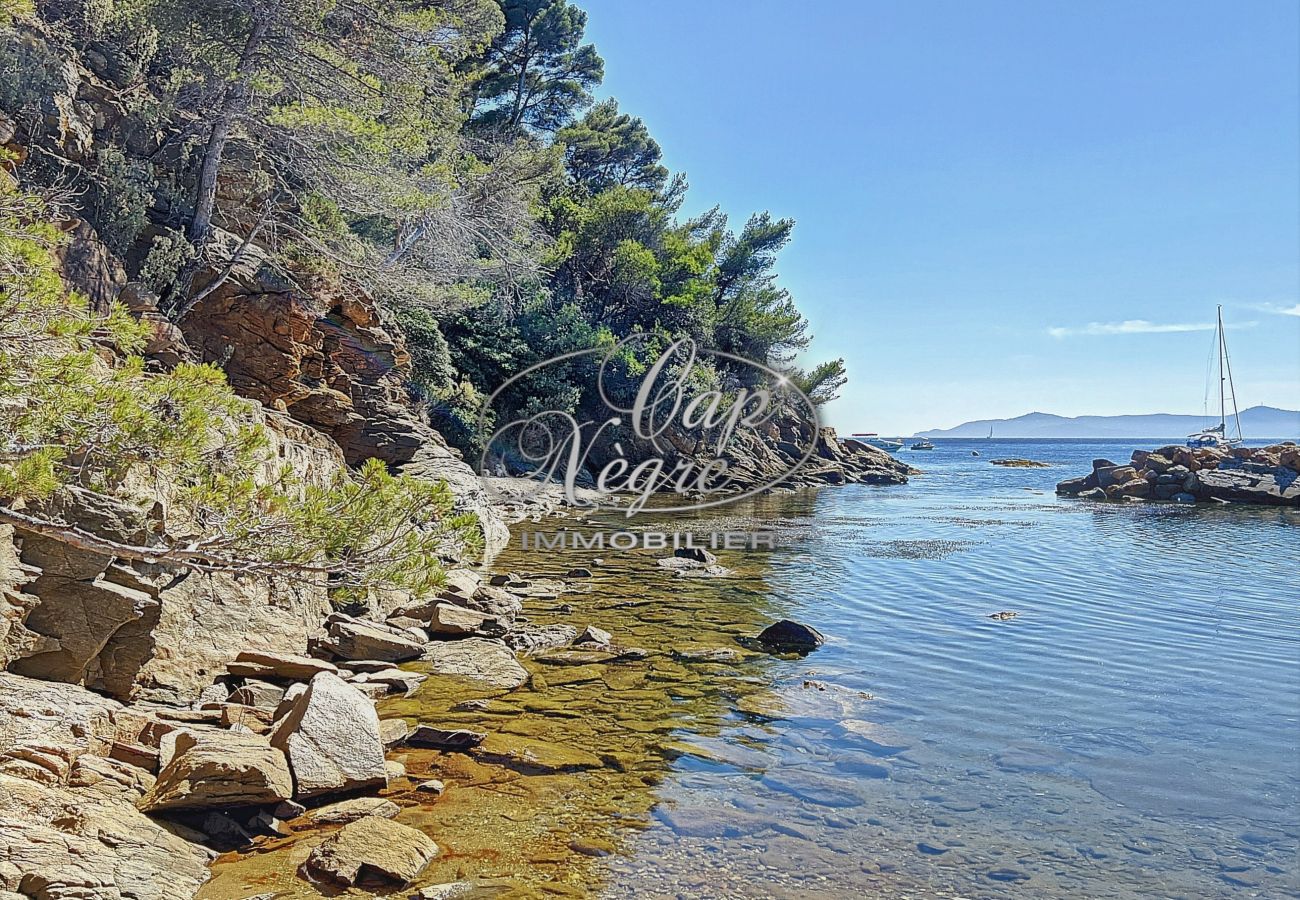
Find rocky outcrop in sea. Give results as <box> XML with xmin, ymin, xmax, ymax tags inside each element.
<box><xmin>1055</xmin><ymin>443</ymin><xmax>1300</xmax><ymax>506</ymax></box>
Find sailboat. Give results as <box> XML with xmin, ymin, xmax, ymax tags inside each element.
<box><xmin>1186</xmin><ymin>306</ymin><xmax>1244</xmax><ymax>449</ymax></box>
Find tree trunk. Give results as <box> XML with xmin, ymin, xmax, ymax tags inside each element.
<box><xmin>188</xmin><ymin>109</ymin><xmax>232</xmax><ymax>242</ymax></box>
<box><xmin>187</xmin><ymin>20</ymin><xmax>268</xmax><ymax>244</ymax></box>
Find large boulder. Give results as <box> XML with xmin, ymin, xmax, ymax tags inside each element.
<box><xmin>300</xmin><ymin>816</ymin><xmax>438</xmax><ymax>887</ymax></box>
<box><xmin>269</xmin><ymin>672</ymin><xmax>387</xmax><ymax>798</ymax></box>
<box><xmin>138</xmin><ymin>729</ymin><xmax>293</xmax><ymax>812</ymax></box>
<box><xmin>1197</xmin><ymin>466</ymin><xmax>1300</xmax><ymax>506</ymax></box>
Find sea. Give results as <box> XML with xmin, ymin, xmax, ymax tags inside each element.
<box><xmin>586</xmin><ymin>438</ymin><xmax>1300</xmax><ymax>898</ymax></box>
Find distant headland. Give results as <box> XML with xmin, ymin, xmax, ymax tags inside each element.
<box><xmin>917</xmin><ymin>405</ymin><xmax>1299</xmax><ymax>439</ymax></box>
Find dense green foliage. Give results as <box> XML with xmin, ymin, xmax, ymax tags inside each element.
<box><xmin>1</xmin><ymin>0</ymin><xmax>846</xmax><ymax>464</ymax></box>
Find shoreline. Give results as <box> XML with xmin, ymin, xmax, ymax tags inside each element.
<box><xmin>0</xmin><ymin>468</ymin><xmax>877</xmax><ymax>899</ymax></box>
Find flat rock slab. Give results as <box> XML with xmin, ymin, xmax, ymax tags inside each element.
<box><xmin>419</xmin><ymin>638</ymin><xmax>528</xmax><ymax>690</ymax></box>
<box><xmin>301</xmin><ymin>815</ymin><xmax>438</xmax><ymax>887</ymax></box>
<box><xmin>228</xmin><ymin>650</ymin><xmax>338</xmax><ymax>681</ymax></box>
<box><xmin>473</xmin><ymin>734</ymin><xmax>604</xmax><ymax>774</ymax></box>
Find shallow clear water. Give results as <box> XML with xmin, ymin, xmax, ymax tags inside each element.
<box><xmin>592</xmin><ymin>439</ymin><xmax>1300</xmax><ymax>898</ymax></box>
<box><xmin>201</xmin><ymin>439</ymin><xmax>1299</xmax><ymax>899</ymax></box>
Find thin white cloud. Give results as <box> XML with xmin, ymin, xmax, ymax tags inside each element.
<box><xmin>1255</xmin><ymin>302</ymin><xmax>1300</xmax><ymax>317</ymax></box>
<box><xmin>1048</xmin><ymin>319</ymin><xmax>1214</xmax><ymax>338</ymax></box>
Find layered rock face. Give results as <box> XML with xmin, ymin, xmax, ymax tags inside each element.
<box><xmin>1</xmin><ymin>409</ymin><xmax>343</xmax><ymax>704</ymax></box>
<box><xmin>1056</xmin><ymin>443</ymin><xmax>1300</xmax><ymax>506</ymax></box>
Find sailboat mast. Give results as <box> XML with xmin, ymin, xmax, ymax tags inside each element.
<box><xmin>1217</xmin><ymin>305</ymin><xmax>1226</xmax><ymax>430</ymax></box>
<box><xmin>1220</xmin><ymin>306</ymin><xmax>1244</xmax><ymax>441</ymax></box>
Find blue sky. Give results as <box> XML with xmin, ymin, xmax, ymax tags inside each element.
<box><xmin>580</xmin><ymin>0</ymin><xmax>1300</xmax><ymax>435</ymax></box>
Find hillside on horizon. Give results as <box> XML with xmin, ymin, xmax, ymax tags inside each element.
<box><xmin>917</xmin><ymin>405</ymin><xmax>1300</xmax><ymax>439</ymax></box>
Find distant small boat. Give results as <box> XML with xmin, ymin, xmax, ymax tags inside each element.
<box><xmin>851</xmin><ymin>433</ymin><xmax>904</xmax><ymax>451</ymax></box>
<box><xmin>1187</xmin><ymin>306</ymin><xmax>1243</xmax><ymax>450</ymax></box>
<box><xmin>910</xmin><ymin>439</ymin><xmax>935</xmax><ymax>450</ymax></box>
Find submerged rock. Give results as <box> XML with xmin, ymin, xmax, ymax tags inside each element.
<box><xmin>473</xmin><ymin>734</ymin><xmax>604</xmax><ymax>774</ymax></box>
<box><xmin>405</xmin><ymin>726</ymin><xmax>486</xmax><ymax>751</ymax></box>
<box><xmin>504</xmin><ymin>623</ymin><xmax>579</xmax><ymax>654</ymax></box>
<box><xmin>756</xmin><ymin>619</ymin><xmax>825</xmax><ymax>652</ymax></box>
<box><xmin>300</xmin><ymin>815</ymin><xmax>438</xmax><ymax>887</ymax></box>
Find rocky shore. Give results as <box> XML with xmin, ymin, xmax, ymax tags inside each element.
<box><xmin>1055</xmin><ymin>442</ymin><xmax>1300</xmax><ymax>506</ymax></box>
<box><xmin>0</xmin><ymin>37</ymin><xmax>915</xmax><ymax>894</ymax></box>
<box><xmin>0</xmin><ymin>527</ymin><xmax>618</xmax><ymax>898</ymax></box>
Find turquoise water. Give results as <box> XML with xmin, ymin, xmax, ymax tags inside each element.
<box><xmin>599</xmin><ymin>439</ymin><xmax>1300</xmax><ymax>898</ymax></box>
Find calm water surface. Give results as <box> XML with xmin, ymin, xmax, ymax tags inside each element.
<box><xmin>203</xmin><ymin>439</ymin><xmax>1299</xmax><ymax>899</ymax></box>
<box><xmin>592</xmin><ymin>439</ymin><xmax>1300</xmax><ymax>898</ymax></box>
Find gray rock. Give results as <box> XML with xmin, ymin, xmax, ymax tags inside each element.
<box><xmin>269</xmin><ymin>672</ymin><xmax>387</xmax><ymax>799</ymax></box>
<box><xmin>577</xmin><ymin>625</ymin><xmax>612</xmax><ymax>646</ymax></box>
<box><xmin>328</xmin><ymin>617</ymin><xmax>424</xmax><ymax>662</ymax></box>
<box><xmin>379</xmin><ymin>718</ymin><xmax>411</xmax><ymax>748</ymax></box>
<box><xmin>405</xmin><ymin>726</ymin><xmax>486</xmax><ymax>751</ymax></box>
<box><xmin>426</xmin><ymin>603</ymin><xmax>502</xmax><ymax>637</ymax></box>
<box><xmin>503</xmin><ymin>623</ymin><xmax>577</xmax><ymax>654</ymax></box>
<box><xmin>226</xmin><ymin>678</ymin><xmax>286</xmax><ymax>709</ymax></box>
